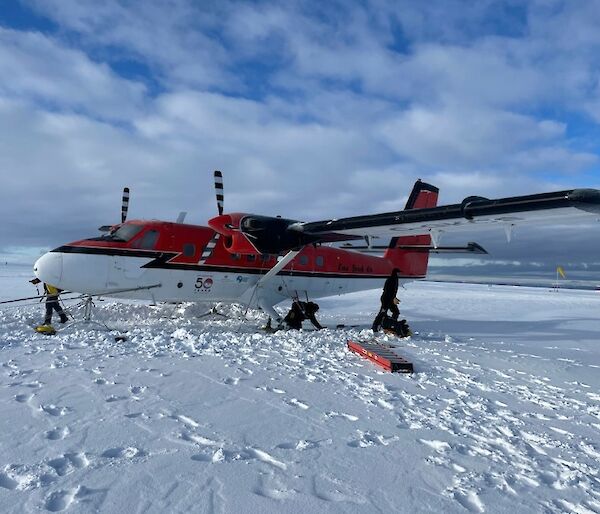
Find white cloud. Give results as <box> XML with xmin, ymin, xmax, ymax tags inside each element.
<box><xmin>377</xmin><ymin>105</ymin><xmax>570</xmax><ymax>170</ymax></box>
<box><xmin>24</xmin><ymin>0</ymin><xmax>235</xmax><ymax>90</ymax></box>
<box><xmin>0</xmin><ymin>27</ymin><xmax>146</xmax><ymax>120</ymax></box>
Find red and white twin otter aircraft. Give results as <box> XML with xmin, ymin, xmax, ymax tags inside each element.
<box><xmin>34</xmin><ymin>172</ymin><xmax>600</xmax><ymax>322</ymax></box>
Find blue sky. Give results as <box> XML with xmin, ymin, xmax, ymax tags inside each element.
<box><xmin>1</xmin><ymin>0</ymin><xmax>600</xmax><ymax>272</ymax></box>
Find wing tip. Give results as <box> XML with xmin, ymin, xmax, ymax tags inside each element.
<box><xmin>569</xmin><ymin>188</ymin><xmax>600</xmax><ymax>214</ymax></box>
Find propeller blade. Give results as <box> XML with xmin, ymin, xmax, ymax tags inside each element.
<box><xmin>214</xmin><ymin>170</ymin><xmax>224</xmax><ymax>216</ymax></box>
<box><xmin>121</xmin><ymin>187</ymin><xmax>130</xmax><ymax>223</ymax></box>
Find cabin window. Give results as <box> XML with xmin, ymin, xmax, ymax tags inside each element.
<box><xmin>299</xmin><ymin>255</ymin><xmax>309</xmax><ymax>266</ymax></box>
<box><xmin>231</xmin><ymin>253</ymin><xmax>241</xmax><ymax>260</ymax></box>
<box><xmin>247</xmin><ymin>254</ymin><xmax>256</xmax><ymax>262</ymax></box>
<box><xmin>261</xmin><ymin>254</ymin><xmax>270</xmax><ymax>263</ymax></box>
<box><xmin>183</xmin><ymin>243</ymin><xmax>195</xmax><ymax>257</ymax></box>
<box><xmin>134</xmin><ymin>229</ymin><xmax>159</xmax><ymax>250</ymax></box>
<box><xmin>316</xmin><ymin>255</ymin><xmax>324</xmax><ymax>267</ymax></box>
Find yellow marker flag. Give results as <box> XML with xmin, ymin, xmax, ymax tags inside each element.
<box><xmin>557</xmin><ymin>266</ymin><xmax>566</xmax><ymax>279</ymax></box>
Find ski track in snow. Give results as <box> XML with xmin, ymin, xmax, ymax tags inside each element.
<box><xmin>0</xmin><ymin>279</ymin><xmax>599</xmax><ymax>513</ymax></box>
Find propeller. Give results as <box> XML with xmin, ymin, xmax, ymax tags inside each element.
<box><xmin>98</xmin><ymin>186</ymin><xmax>131</xmax><ymax>232</ymax></box>
<box><xmin>214</xmin><ymin>170</ymin><xmax>224</xmax><ymax>215</ymax></box>
<box><xmin>121</xmin><ymin>187</ymin><xmax>130</xmax><ymax>223</ymax></box>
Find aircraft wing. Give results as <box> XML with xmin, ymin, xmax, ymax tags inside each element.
<box><xmin>295</xmin><ymin>188</ymin><xmax>600</xmax><ymax>241</ymax></box>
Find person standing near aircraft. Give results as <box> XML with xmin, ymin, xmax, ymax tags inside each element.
<box><xmin>372</xmin><ymin>268</ymin><xmax>400</xmax><ymax>332</ymax></box>
<box><xmin>30</xmin><ymin>278</ymin><xmax>68</xmax><ymax>328</ymax></box>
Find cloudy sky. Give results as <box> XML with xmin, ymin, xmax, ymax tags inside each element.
<box><xmin>1</xmin><ymin>0</ymin><xmax>600</xmax><ymax>277</ymax></box>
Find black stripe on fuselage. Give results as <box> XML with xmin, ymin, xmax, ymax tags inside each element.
<box><xmin>52</xmin><ymin>245</ymin><xmax>166</xmax><ymax>259</ymax></box>
<box><xmin>50</xmin><ymin>245</ymin><xmax>421</xmax><ymax>280</ymax></box>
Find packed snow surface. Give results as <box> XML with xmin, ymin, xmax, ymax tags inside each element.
<box><xmin>1</xmin><ymin>264</ymin><xmax>600</xmax><ymax>513</ymax></box>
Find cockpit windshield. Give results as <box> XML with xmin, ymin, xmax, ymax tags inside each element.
<box><xmin>94</xmin><ymin>224</ymin><xmax>144</xmax><ymax>242</ymax></box>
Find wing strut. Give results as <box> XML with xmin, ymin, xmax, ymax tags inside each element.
<box><xmin>242</xmin><ymin>250</ymin><xmax>301</xmax><ymax>322</ymax></box>
<box><xmin>256</xmin><ymin>250</ymin><xmax>301</xmax><ymax>288</ymax></box>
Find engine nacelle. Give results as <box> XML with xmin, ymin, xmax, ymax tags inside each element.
<box><xmin>208</xmin><ymin>212</ymin><xmax>314</xmax><ymax>255</ymax></box>
<box><xmin>207</xmin><ymin>213</ymin><xmax>259</xmax><ymax>254</ymax></box>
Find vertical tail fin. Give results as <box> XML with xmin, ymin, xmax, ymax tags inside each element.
<box><xmin>383</xmin><ymin>180</ymin><xmax>439</xmax><ymax>277</ymax></box>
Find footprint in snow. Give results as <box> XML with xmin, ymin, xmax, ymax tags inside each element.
<box><xmin>45</xmin><ymin>427</ymin><xmax>70</xmax><ymax>441</ymax></box>
<box><xmin>325</xmin><ymin>411</ymin><xmax>359</xmax><ymax>422</ymax></box>
<box><xmin>47</xmin><ymin>453</ymin><xmax>89</xmax><ymax>476</ymax></box>
<box><xmin>25</xmin><ymin>380</ymin><xmax>43</xmax><ymax>389</ymax></box>
<box><xmin>253</xmin><ymin>475</ymin><xmax>296</xmax><ymax>500</ymax></box>
<box><xmin>277</xmin><ymin>439</ymin><xmax>323</xmax><ymax>451</ymax></box>
<box><xmin>312</xmin><ymin>475</ymin><xmax>366</xmax><ymax>504</ymax></box>
<box><xmin>45</xmin><ymin>487</ymin><xmax>79</xmax><ymax>512</ymax></box>
<box><xmin>174</xmin><ymin>414</ymin><xmax>200</xmax><ymax>428</ymax></box>
<box><xmin>41</xmin><ymin>405</ymin><xmax>70</xmax><ymax>417</ymax></box>
<box><xmin>418</xmin><ymin>439</ymin><xmax>451</xmax><ymax>454</ymax></box>
<box><xmin>0</xmin><ymin>472</ymin><xmax>19</xmax><ymax>490</ymax></box>
<box><xmin>0</xmin><ymin>465</ymin><xmax>40</xmax><ymax>491</ymax></box>
<box><xmin>129</xmin><ymin>385</ymin><xmax>146</xmax><ymax>395</ymax></box>
<box><xmin>285</xmin><ymin>398</ymin><xmax>309</xmax><ymax>410</ymax></box>
<box><xmin>451</xmin><ymin>489</ymin><xmax>485</xmax><ymax>513</ymax></box>
<box><xmin>348</xmin><ymin>431</ymin><xmax>392</xmax><ymax>448</ymax></box>
<box><xmin>255</xmin><ymin>385</ymin><xmax>286</xmax><ymax>394</ymax></box>
<box><xmin>244</xmin><ymin>448</ymin><xmax>287</xmax><ymax>470</ymax></box>
<box><xmin>180</xmin><ymin>432</ymin><xmax>220</xmax><ymax>447</ymax></box>
<box><xmin>124</xmin><ymin>412</ymin><xmax>145</xmax><ymax>419</ymax></box>
<box><xmin>101</xmin><ymin>447</ymin><xmax>145</xmax><ymax>459</ymax></box>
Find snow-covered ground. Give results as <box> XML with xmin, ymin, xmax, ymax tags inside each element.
<box><xmin>1</xmin><ymin>263</ymin><xmax>600</xmax><ymax>513</ymax></box>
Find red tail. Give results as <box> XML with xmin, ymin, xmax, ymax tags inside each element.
<box><xmin>384</xmin><ymin>180</ymin><xmax>439</xmax><ymax>277</ymax></box>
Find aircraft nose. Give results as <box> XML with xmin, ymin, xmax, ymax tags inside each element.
<box><xmin>34</xmin><ymin>252</ymin><xmax>63</xmax><ymax>287</ymax></box>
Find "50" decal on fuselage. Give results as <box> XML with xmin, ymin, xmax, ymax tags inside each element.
<box><xmin>194</xmin><ymin>277</ymin><xmax>214</xmax><ymax>292</ymax></box>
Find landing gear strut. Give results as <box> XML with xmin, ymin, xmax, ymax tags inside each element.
<box><xmin>62</xmin><ymin>296</ymin><xmax>127</xmax><ymax>341</ymax></box>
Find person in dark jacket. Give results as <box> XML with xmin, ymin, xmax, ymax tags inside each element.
<box><xmin>372</xmin><ymin>268</ymin><xmax>400</xmax><ymax>332</ymax></box>
<box><xmin>284</xmin><ymin>300</ymin><xmax>324</xmax><ymax>330</ymax></box>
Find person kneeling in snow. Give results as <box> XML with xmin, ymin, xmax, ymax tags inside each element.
<box><xmin>284</xmin><ymin>300</ymin><xmax>324</xmax><ymax>330</ymax></box>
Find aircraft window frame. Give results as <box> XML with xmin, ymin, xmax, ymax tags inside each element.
<box><xmin>95</xmin><ymin>224</ymin><xmax>143</xmax><ymax>242</ymax></box>
<box><xmin>247</xmin><ymin>254</ymin><xmax>256</xmax><ymax>262</ymax></box>
<box><xmin>133</xmin><ymin>229</ymin><xmax>160</xmax><ymax>250</ymax></box>
<box><xmin>183</xmin><ymin>243</ymin><xmax>196</xmax><ymax>257</ymax></box>
<box><xmin>299</xmin><ymin>255</ymin><xmax>309</xmax><ymax>266</ymax></box>
<box><xmin>231</xmin><ymin>253</ymin><xmax>241</xmax><ymax>260</ymax></box>
<box><xmin>316</xmin><ymin>255</ymin><xmax>324</xmax><ymax>267</ymax></box>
